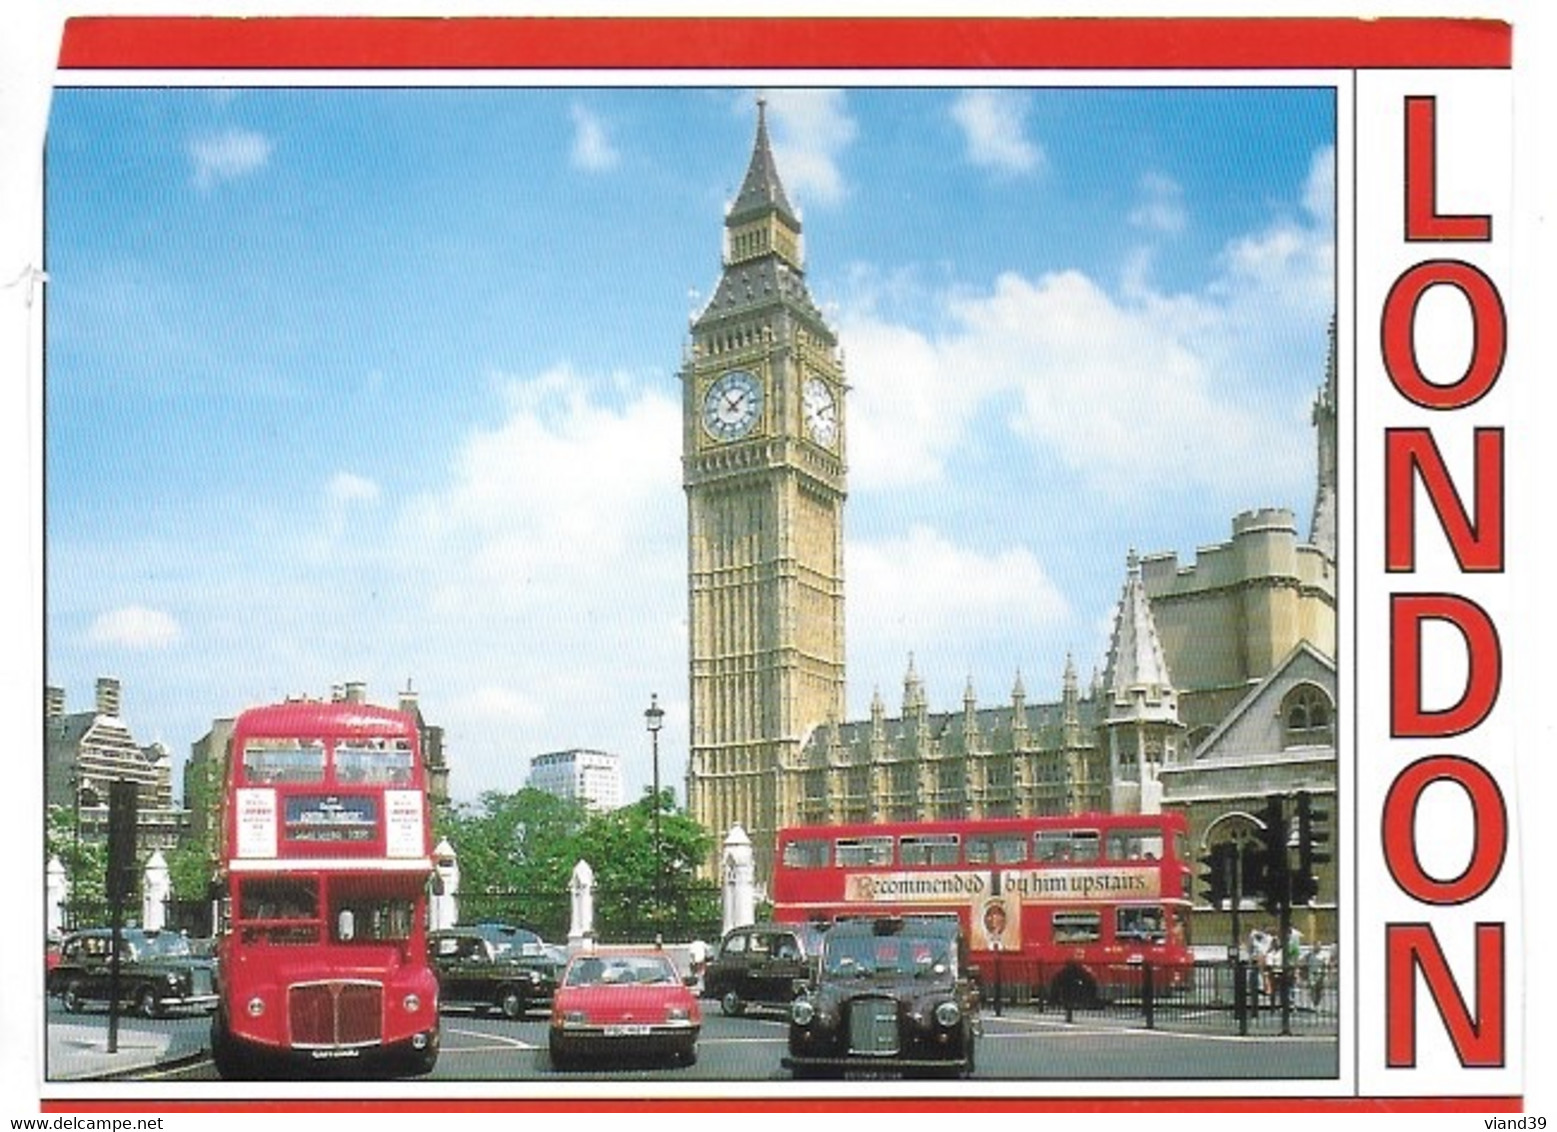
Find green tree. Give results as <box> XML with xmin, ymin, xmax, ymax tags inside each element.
<box><xmin>436</xmin><ymin>787</ymin><xmax>591</xmax><ymax>925</ymax></box>
<box><xmin>573</xmin><ymin>788</ymin><xmax>718</xmax><ymax>940</ymax></box>
<box><xmin>165</xmin><ymin>755</ymin><xmax>221</xmax><ymax>904</ymax></box>
<box><xmin>45</xmin><ymin>803</ymin><xmax>106</xmax><ymax>912</ymax></box>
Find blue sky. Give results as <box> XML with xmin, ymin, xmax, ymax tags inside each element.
<box><xmin>44</xmin><ymin>83</ymin><xmax>1335</xmax><ymax>807</ymax></box>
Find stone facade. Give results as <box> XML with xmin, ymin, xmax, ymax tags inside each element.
<box><xmin>44</xmin><ymin>677</ymin><xmax>188</xmax><ymax>853</ymax></box>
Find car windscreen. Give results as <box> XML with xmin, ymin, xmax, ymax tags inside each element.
<box><xmin>564</xmin><ymin>955</ymin><xmax>678</xmax><ymax>987</ymax></box>
<box><xmin>822</xmin><ymin>932</ymin><xmax>953</xmax><ymax>978</ymax></box>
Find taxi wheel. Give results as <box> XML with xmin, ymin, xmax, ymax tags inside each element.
<box><xmin>498</xmin><ymin>988</ymin><xmax>525</xmax><ymax>1019</ymax></box>
<box><xmin>720</xmin><ymin>990</ymin><xmax>745</xmax><ymax>1017</ymax></box>
<box><xmin>135</xmin><ymin>986</ymin><xmax>163</xmax><ymax>1019</ymax></box>
<box><xmin>62</xmin><ymin>981</ymin><xmax>85</xmax><ymax>1014</ymax></box>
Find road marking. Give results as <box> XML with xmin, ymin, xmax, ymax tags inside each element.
<box><xmin>443</xmin><ymin>1025</ymin><xmax>540</xmax><ymax>1050</ymax></box>
<box><xmin>133</xmin><ymin>1057</ymin><xmax>213</xmax><ymax>1080</ymax></box>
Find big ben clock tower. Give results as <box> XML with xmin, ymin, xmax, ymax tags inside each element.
<box><xmin>683</xmin><ymin>100</ymin><xmax>847</xmax><ymax>878</ymax></box>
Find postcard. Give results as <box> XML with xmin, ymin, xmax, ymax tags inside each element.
<box><xmin>4</xmin><ymin>3</ymin><xmax>1549</xmax><ymax>1122</ymax></box>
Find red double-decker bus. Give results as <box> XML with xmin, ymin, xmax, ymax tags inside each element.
<box><xmin>210</xmin><ymin>701</ymin><xmax>440</xmax><ymax>1077</ymax></box>
<box><xmin>773</xmin><ymin>813</ymin><xmax>1194</xmax><ymax>1003</ymax></box>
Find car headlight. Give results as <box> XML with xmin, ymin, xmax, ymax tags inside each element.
<box><xmin>934</xmin><ymin>1001</ymin><xmax>961</xmax><ymax>1028</ymax></box>
<box><xmin>666</xmin><ymin>1006</ymin><xmax>692</xmax><ymax>1022</ymax></box>
<box><xmin>792</xmin><ymin>999</ymin><xmax>816</xmax><ymax>1026</ymax></box>
<box><xmin>562</xmin><ymin>1010</ymin><xmax>589</xmax><ymax>1027</ymax></box>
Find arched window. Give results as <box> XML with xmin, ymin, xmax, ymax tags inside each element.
<box><xmin>1281</xmin><ymin>684</ymin><xmax>1334</xmax><ymax>748</ymax></box>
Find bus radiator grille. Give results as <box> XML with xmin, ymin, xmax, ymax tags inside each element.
<box><xmin>289</xmin><ymin>981</ymin><xmax>383</xmax><ymax>1048</ymax></box>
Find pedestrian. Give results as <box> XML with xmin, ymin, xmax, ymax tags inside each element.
<box><xmin>1249</xmin><ymin>926</ymin><xmax>1275</xmax><ymax>999</ymax></box>
<box><xmin>688</xmin><ymin>938</ymin><xmax>709</xmax><ymax>989</ymax></box>
<box><xmin>1283</xmin><ymin>926</ymin><xmax>1304</xmax><ymax>1005</ymax></box>
<box><xmin>1306</xmin><ymin>943</ymin><xmax>1330</xmax><ymax>1008</ymax></box>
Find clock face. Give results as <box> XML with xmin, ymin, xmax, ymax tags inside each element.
<box><xmin>802</xmin><ymin>377</ymin><xmax>838</xmax><ymax>447</ymax></box>
<box><xmin>703</xmin><ymin>370</ymin><xmax>763</xmax><ymax>441</ymax></box>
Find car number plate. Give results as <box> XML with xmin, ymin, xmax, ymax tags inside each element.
<box><xmin>603</xmin><ymin>1024</ymin><xmax>652</xmax><ymax>1036</ymax></box>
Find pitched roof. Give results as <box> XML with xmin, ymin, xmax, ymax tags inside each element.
<box><xmin>727</xmin><ymin>98</ymin><xmax>799</xmax><ymax>228</ymax></box>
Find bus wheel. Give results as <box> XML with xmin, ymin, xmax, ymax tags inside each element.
<box><xmin>1052</xmin><ymin>967</ymin><xmax>1097</xmax><ymax>1009</ymax></box>
<box><xmin>210</xmin><ymin>1013</ymin><xmax>245</xmax><ymax>1080</ymax></box>
<box><xmin>720</xmin><ymin>990</ymin><xmax>745</xmax><ymax>1017</ymax></box>
<box><xmin>498</xmin><ymin>988</ymin><xmax>525</xmax><ymax>1019</ymax></box>
<box><xmin>399</xmin><ymin>1035</ymin><xmax>440</xmax><ymax>1077</ymax></box>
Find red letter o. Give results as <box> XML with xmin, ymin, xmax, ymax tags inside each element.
<box><xmin>1382</xmin><ymin>755</ymin><xmax>1507</xmax><ymax>904</ymax></box>
<box><xmin>1382</xmin><ymin>260</ymin><xmax>1506</xmax><ymax>409</ymax></box>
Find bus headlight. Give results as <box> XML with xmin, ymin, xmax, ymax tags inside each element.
<box><xmin>246</xmin><ymin>996</ymin><xmax>266</xmax><ymax>1018</ymax></box>
<box><xmin>933</xmin><ymin>1001</ymin><xmax>961</xmax><ymax>1028</ymax></box>
<box><xmin>792</xmin><ymin>999</ymin><xmax>816</xmax><ymax>1027</ymax></box>
<box><xmin>403</xmin><ymin>993</ymin><xmax>421</xmax><ymax>1013</ymax></box>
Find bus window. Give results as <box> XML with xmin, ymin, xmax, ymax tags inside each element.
<box><xmin>1034</xmin><ymin>830</ymin><xmax>1101</xmax><ymax>862</ymax></box>
<box><xmin>1105</xmin><ymin>827</ymin><xmax>1165</xmax><ymax>861</ymax></box>
<box><xmin>835</xmin><ymin>836</ymin><xmax>893</xmax><ymax>866</ymax></box>
<box><xmin>782</xmin><ymin>838</ymin><xmax>830</xmax><ymax>869</ymax></box>
<box><xmin>967</xmin><ymin>835</ymin><xmax>1030</xmax><ymax>864</ymax></box>
<box><xmin>330</xmin><ymin>884</ymin><xmax>414</xmax><ymax>943</ymax></box>
<box><xmin>237</xmin><ymin>878</ymin><xmax>321</xmax><ymax>945</ymax></box>
<box><xmin>899</xmin><ymin>833</ymin><xmax>960</xmax><ymax>866</ymax></box>
<box><xmin>1115</xmin><ymin>905</ymin><xmax>1166</xmax><ymax>943</ymax></box>
<box><xmin>335</xmin><ymin>739</ymin><xmax>415</xmax><ymax>784</ymax></box>
<box><xmin>1052</xmin><ymin>911</ymin><xmax>1101</xmax><ymax>944</ymax></box>
<box><xmin>238</xmin><ymin>877</ymin><xmax>319</xmax><ymax>921</ymax></box>
<box><xmin>243</xmin><ymin>739</ymin><xmax>325</xmax><ymax>783</ymax></box>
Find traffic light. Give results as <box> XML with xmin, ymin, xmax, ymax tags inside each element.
<box><xmin>1199</xmin><ymin>843</ymin><xmax>1232</xmax><ymax>909</ymax></box>
<box><xmin>106</xmin><ymin>780</ymin><xmax>139</xmax><ymax>903</ymax></box>
<box><xmin>1254</xmin><ymin>795</ymin><xmax>1289</xmax><ymax>914</ymax></box>
<box><xmin>1293</xmin><ymin>791</ymin><xmax>1332</xmax><ymax>906</ymax></box>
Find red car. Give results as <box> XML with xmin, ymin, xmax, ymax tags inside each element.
<box><xmin>548</xmin><ymin>951</ymin><xmax>701</xmax><ymax>1070</ymax></box>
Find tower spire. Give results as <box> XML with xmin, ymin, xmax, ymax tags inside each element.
<box><xmin>1309</xmin><ymin>315</ymin><xmax>1338</xmax><ymax>558</ymax></box>
<box><xmin>1103</xmin><ymin>550</ymin><xmax>1176</xmax><ymax>706</ymax></box>
<box><xmin>729</xmin><ymin>96</ymin><xmax>799</xmax><ymax>229</ymax></box>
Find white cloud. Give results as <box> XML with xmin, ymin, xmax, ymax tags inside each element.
<box><xmin>846</xmin><ymin>525</ymin><xmax>1069</xmax><ymax>716</ymax></box>
<box><xmin>950</xmin><ymin>90</ymin><xmax>1044</xmax><ymax>176</ymax></box>
<box><xmin>188</xmin><ymin>127</ymin><xmax>272</xmax><ymax>190</ymax></box>
<box><xmin>851</xmin><ymin>525</ymin><xmax>1068</xmax><ymax>645</ymax></box>
<box><xmin>569</xmin><ymin>103</ymin><xmax>619</xmax><ymax>172</ymax></box>
<box><xmin>1130</xmin><ymin>172</ymin><xmax>1188</xmax><ymax>234</ymax></box>
<box><xmin>840</xmin><ymin>144</ymin><xmax>1334</xmax><ymax>503</ymax></box>
<box><xmin>328</xmin><ymin>472</ymin><xmax>380</xmax><ymax>506</ymax></box>
<box><xmin>88</xmin><ymin>606</ymin><xmax>181</xmax><ymax>649</ymax></box>
<box><xmin>401</xmin><ymin>367</ymin><xmax>681</xmax><ymax>613</ymax></box>
<box><xmin>762</xmin><ymin>90</ymin><xmax>857</xmax><ymax>206</ymax></box>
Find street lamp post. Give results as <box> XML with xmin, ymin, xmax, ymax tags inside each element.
<box><xmin>644</xmin><ymin>693</ymin><xmax>665</xmax><ymax>938</ymax></box>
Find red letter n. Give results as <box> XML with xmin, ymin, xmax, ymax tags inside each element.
<box><xmin>1385</xmin><ymin>428</ymin><xmax>1505</xmax><ymax>572</ymax></box>
<box><xmin>1387</xmin><ymin>922</ymin><xmax>1505</xmax><ymax>1067</ymax></box>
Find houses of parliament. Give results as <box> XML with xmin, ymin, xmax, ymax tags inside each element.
<box><xmin>681</xmin><ymin>102</ymin><xmax>1338</xmax><ymax>937</ymax></box>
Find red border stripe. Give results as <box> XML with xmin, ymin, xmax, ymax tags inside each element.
<box><xmin>58</xmin><ymin>16</ymin><xmax>1511</xmax><ymax>71</ymax></box>
<box><xmin>41</xmin><ymin>1097</ymin><xmax>1524</xmax><ymax>1114</ymax></box>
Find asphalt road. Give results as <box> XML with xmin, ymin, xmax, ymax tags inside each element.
<box><xmin>50</xmin><ymin>999</ymin><xmax>1338</xmax><ymax>1085</ymax></box>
